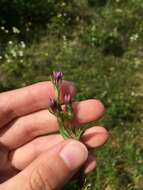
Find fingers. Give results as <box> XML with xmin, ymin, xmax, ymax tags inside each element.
<box><xmin>83</xmin><ymin>155</ymin><xmax>96</xmax><ymax>174</ymax></box>
<box><xmin>81</xmin><ymin>126</ymin><xmax>109</xmax><ymax>148</ymax></box>
<box><xmin>0</xmin><ymin>110</ymin><xmax>58</xmax><ymax>149</ymax></box>
<box><xmin>0</xmin><ymin>81</ymin><xmax>75</xmax><ymax>128</ymax></box>
<box><xmin>10</xmin><ymin>135</ymin><xmax>64</xmax><ymax>170</ymax></box>
<box><xmin>9</xmin><ymin>127</ymin><xmax>108</xmax><ymax>170</ymax></box>
<box><xmin>1</xmin><ymin>141</ymin><xmax>88</xmax><ymax>190</ymax></box>
<box><xmin>72</xmin><ymin>99</ymin><xmax>105</xmax><ymax>125</ymax></box>
<box><xmin>0</xmin><ymin>100</ymin><xmax>105</xmax><ymax>149</ymax></box>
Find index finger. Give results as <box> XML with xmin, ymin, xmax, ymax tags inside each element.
<box><xmin>0</xmin><ymin>81</ymin><xmax>75</xmax><ymax>128</ymax></box>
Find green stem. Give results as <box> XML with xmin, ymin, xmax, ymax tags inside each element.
<box><xmin>58</xmin><ymin>117</ymin><xmax>70</xmax><ymax>139</ymax></box>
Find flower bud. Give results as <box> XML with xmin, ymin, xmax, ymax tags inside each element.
<box><xmin>49</xmin><ymin>98</ymin><xmax>59</xmax><ymax>113</ymax></box>
<box><xmin>52</xmin><ymin>71</ymin><xmax>63</xmax><ymax>87</ymax></box>
<box><xmin>64</xmin><ymin>94</ymin><xmax>72</xmax><ymax>105</ymax></box>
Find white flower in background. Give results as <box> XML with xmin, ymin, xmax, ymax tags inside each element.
<box><xmin>20</xmin><ymin>41</ymin><xmax>26</xmax><ymax>48</ymax></box>
<box><xmin>130</xmin><ymin>33</ymin><xmax>139</xmax><ymax>42</ymax></box>
<box><xmin>1</xmin><ymin>26</ymin><xmax>5</xmax><ymax>30</ymax></box>
<box><xmin>57</xmin><ymin>13</ymin><xmax>62</xmax><ymax>18</ymax></box>
<box><xmin>8</xmin><ymin>41</ymin><xmax>13</xmax><ymax>45</ymax></box>
<box><xmin>19</xmin><ymin>51</ymin><xmax>24</xmax><ymax>57</ymax></box>
<box><xmin>7</xmin><ymin>59</ymin><xmax>11</xmax><ymax>63</ymax></box>
<box><xmin>12</xmin><ymin>26</ymin><xmax>20</xmax><ymax>34</ymax></box>
<box><xmin>11</xmin><ymin>49</ymin><xmax>17</xmax><ymax>57</ymax></box>
<box><xmin>61</xmin><ymin>2</ymin><xmax>66</xmax><ymax>6</ymax></box>
<box><xmin>116</xmin><ymin>8</ymin><xmax>123</xmax><ymax>13</ymax></box>
<box><xmin>5</xmin><ymin>30</ymin><xmax>9</xmax><ymax>33</ymax></box>
<box><xmin>26</xmin><ymin>27</ymin><xmax>30</xmax><ymax>32</ymax></box>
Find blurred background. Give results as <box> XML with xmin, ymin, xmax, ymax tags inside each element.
<box><xmin>0</xmin><ymin>0</ymin><xmax>143</xmax><ymax>189</ymax></box>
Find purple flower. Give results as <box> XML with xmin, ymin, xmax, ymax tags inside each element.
<box><xmin>64</xmin><ymin>94</ymin><xmax>72</xmax><ymax>105</ymax></box>
<box><xmin>52</xmin><ymin>71</ymin><xmax>63</xmax><ymax>86</ymax></box>
<box><xmin>49</xmin><ymin>97</ymin><xmax>59</xmax><ymax>112</ymax></box>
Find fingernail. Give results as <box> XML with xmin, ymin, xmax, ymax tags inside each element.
<box><xmin>60</xmin><ymin>141</ymin><xmax>88</xmax><ymax>171</ymax></box>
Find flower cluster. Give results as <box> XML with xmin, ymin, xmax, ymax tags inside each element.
<box><xmin>49</xmin><ymin>71</ymin><xmax>91</xmax><ymax>190</ymax></box>
<box><xmin>0</xmin><ymin>40</ymin><xmax>26</xmax><ymax>63</ymax></box>
<box><xmin>49</xmin><ymin>71</ymin><xmax>83</xmax><ymax>140</ymax></box>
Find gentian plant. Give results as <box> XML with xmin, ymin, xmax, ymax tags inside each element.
<box><xmin>49</xmin><ymin>71</ymin><xmax>90</xmax><ymax>190</ymax></box>
<box><xmin>49</xmin><ymin>71</ymin><xmax>84</xmax><ymax>140</ymax></box>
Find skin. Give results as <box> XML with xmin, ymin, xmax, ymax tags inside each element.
<box><xmin>0</xmin><ymin>81</ymin><xmax>109</xmax><ymax>190</ymax></box>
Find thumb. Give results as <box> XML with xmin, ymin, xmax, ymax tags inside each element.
<box><xmin>1</xmin><ymin>140</ymin><xmax>88</xmax><ymax>190</ymax></box>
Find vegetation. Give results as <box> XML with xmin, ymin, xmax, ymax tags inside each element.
<box><xmin>0</xmin><ymin>0</ymin><xmax>143</xmax><ymax>189</ymax></box>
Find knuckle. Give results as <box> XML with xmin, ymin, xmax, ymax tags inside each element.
<box><xmin>29</xmin><ymin>165</ymin><xmax>52</xmax><ymax>190</ymax></box>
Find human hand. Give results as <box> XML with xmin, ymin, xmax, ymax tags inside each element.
<box><xmin>0</xmin><ymin>81</ymin><xmax>108</xmax><ymax>190</ymax></box>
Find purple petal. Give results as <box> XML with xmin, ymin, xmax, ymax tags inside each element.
<box><xmin>52</xmin><ymin>71</ymin><xmax>63</xmax><ymax>86</ymax></box>
<box><xmin>64</xmin><ymin>94</ymin><xmax>72</xmax><ymax>105</ymax></box>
